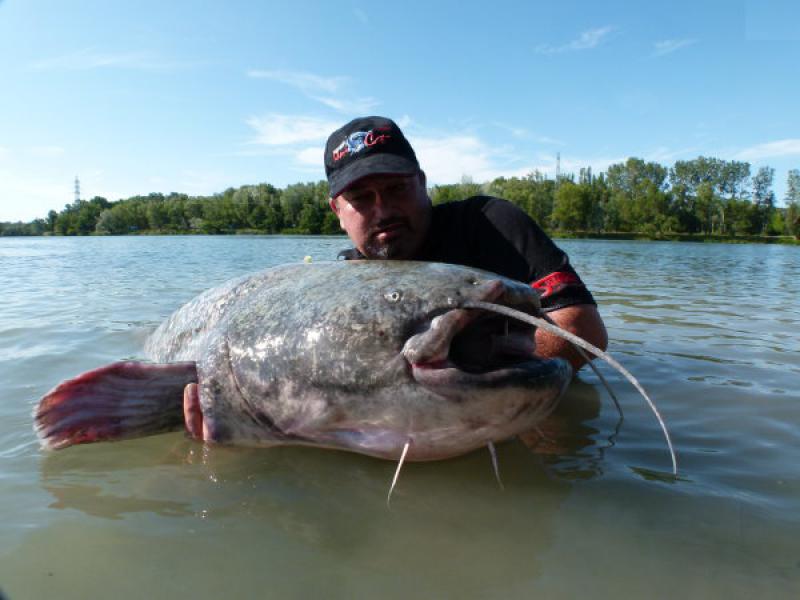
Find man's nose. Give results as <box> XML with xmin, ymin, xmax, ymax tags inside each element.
<box><xmin>372</xmin><ymin>190</ymin><xmax>394</xmax><ymax>212</ymax></box>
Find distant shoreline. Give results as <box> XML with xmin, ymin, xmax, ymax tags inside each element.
<box><xmin>3</xmin><ymin>229</ymin><xmax>797</xmax><ymax>245</ymax></box>
<box><xmin>4</xmin><ymin>159</ymin><xmax>799</xmax><ymax>240</ymax></box>
<box><xmin>553</xmin><ymin>231</ymin><xmax>799</xmax><ymax>245</ymax></box>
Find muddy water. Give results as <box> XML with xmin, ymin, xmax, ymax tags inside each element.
<box><xmin>1</xmin><ymin>236</ymin><xmax>798</xmax><ymax>598</ymax></box>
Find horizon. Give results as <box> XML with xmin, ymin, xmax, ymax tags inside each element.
<box><xmin>1</xmin><ymin>0</ymin><xmax>799</xmax><ymax>222</ymax></box>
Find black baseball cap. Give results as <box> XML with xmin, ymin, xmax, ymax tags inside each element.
<box><xmin>325</xmin><ymin>116</ymin><xmax>419</xmax><ymax>197</ymax></box>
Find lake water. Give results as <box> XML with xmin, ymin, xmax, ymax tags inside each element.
<box><xmin>1</xmin><ymin>235</ymin><xmax>799</xmax><ymax>599</ymax></box>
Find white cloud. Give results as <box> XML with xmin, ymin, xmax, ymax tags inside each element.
<box><xmin>295</xmin><ymin>146</ymin><xmax>322</xmax><ymax>166</ymax></box>
<box><xmin>413</xmin><ymin>135</ymin><xmax>498</xmax><ymax>183</ymax></box>
<box><xmin>29</xmin><ymin>146</ymin><xmax>66</xmax><ymax>158</ymax></box>
<box><xmin>644</xmin><ymin>145</ymin><xmax>700</xmax><ymax>163</ymax></box>
<box><xmin>412</xmin><ymin>134</ymin><xmax>547</xmax><ymax>183</ymax></box>
<box><xmin>246</xmin><ymin>114</ymin><xmax>340</xmax><ymax>146</ymax></box>
<box><xmin>242</xmin><ymin>116</ymin><xmax>627</xmax><ymax>188</ymax></box>
<box><xmin>246</xmin><ymin>69</ymin><xmax>345</xmax><ymax>94</ymax></box>
<box><xmin>492</xmin><ymin>121</ymin><xmax>565</xmax><ymax>145</ymax></box>
<box><xmin>247</xmin><ymin>68</ymin><xmax>380</xmax><ymax>113</ymax></box>
<box><xmin>492</xmin><ymin>122</ymin><xmax>528</xmax><ymax>139</ymax></box>
<box><xmin>652</xmin><ymin>38</ymin><xmax>697</xmax><ymax>57</ymax></box>
<box><xmin>347</xmin><ymin>126</ymin><xmax>620</xmax><ymax>185</ymax></box>
<box><xmin>29</xmin><ymin>48</ymin><xmax>189</xmax><ymax>71</ymax></box>
<box><xmin>535</xmin><ymin>135</ymin><xmax>565</xmax><ymax>146</ymax></box>
<box><xmin>311</xmin><ymin>95</ymin><xmax>379</xmax><ymax>114</ymax></box>
<box><xmin>0</xmin><ymin>169</ymin><xmax>72</xmax><ymax>221</ymax></box>
<box><xmin>0</xmin><ymin>146</ymin><xmax>9</xmax><ymax>159</ymax></box>
<box><xmin>734</xmin><ymin>139</ymin><xmax>800</xmax><ymax>161</ymax></box>
<box><xmin>535</xmin><ymin>26</ymin><xmax>614</xmax><ymax>55</ymax></box>
<box><xmin>177</xmin><ymin>170</ymin><xmax>237</xmax><ymax>196</ymax></box>
<box><xmin>396</xmin><ymin>115</ymin><xmax>413</xmax><ymax>129</ymax></box>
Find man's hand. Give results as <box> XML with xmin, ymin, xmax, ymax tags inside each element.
<box><xmin>534</xmin><ymin>304</ymin><xmax>608</xmax><ymax>371</ymax></box>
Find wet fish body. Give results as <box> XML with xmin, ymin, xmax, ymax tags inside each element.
<box><xmin>36</xmin><ymin>261</ymin><xmax>572</xmax><ymax>461</ymax></box>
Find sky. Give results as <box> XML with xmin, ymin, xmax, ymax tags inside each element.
<box><xmin>1</xmin><ymin>0</ymin><xmax>799</xmax><ymax>222</ymax></box>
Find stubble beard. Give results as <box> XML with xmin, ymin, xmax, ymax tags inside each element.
<box><xmin>363</xmin><ymin>237</ymin><xmax>404</xmax><ymax>259</ymax></box>
<box><xmin>360</xmin><ymin>198</ymin><xmax>431</xmax><ymax>260</ymax></box>
<box><xmin>363</xmin><ymin>219</ymin><xmax>415</xmax><ymax>259</ymax></box>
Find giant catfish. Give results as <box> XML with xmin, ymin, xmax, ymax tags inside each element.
<box><xmin>35</xmin><ymin>261</ymin><xmax>576</xmax><ymax>462</ymax></box>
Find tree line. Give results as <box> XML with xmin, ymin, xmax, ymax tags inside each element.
<box><xmin>1</xmin><ymin>181</ymin><xmax>339</xmax><ymax>237</ymax></box>
<box><xmin>2</xmin><ymin>157</ymin><xmax>799</xmax><ymax>239</ymax></box>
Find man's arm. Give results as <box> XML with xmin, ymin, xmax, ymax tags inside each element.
<box><xmin>534</xmin><ymin>303</ymin><xmax>608</xmax><ymax>371</ymax></box>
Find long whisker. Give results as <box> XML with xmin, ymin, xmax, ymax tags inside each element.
<box><xmin>387</xmin><ymin>439</ymin><xmax>411</xmax><ymax>507</ymax></box>
<box><xmin>543</xmin><ymin>313</ymin><xmax>625</xmax><ymax>424</ymax></box>
<box><xmin>487</xmin><ymin>441</ymin><xmax>504</xmax><ymax>490</ymax></box>
<box><xmin>461</xmin><ymin>300</ymin><xmax>677</xmax><ymax>476</ymax></box>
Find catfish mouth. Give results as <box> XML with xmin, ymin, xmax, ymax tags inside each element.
<box><xmin>448</xmin><ymin>314</ymin><xmax>537</xmax><ymax>373</ymax></box>
<box><xmin>402</xmin><ymin>280</ymin><xmax>564</xmax><ymax>386</ymax></box>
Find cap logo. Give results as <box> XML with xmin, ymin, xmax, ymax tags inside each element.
<box><xmin>332</xmin><ymin>127</ymin><xmax>392</xmax><ymax>162</ymax></box>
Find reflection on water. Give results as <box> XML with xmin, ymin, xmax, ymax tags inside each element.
<box><xmin>38</xmin><ymin>419</ymin><xmax>597</xmax><ymax>525</ymax></box>
<box><xmin>46</xmin><ymin>483</ymin><xmax>194</xmax><ymax>520</ymax></box>
<box><xmin>2</xmin><ymin>236</ymin><xmax>800</xmax><ymax>598</ymax></box>
<box><xmin>24</xmin><ymin>431</ymin><xmax>577</xmax><ymax>599</ymax></box>
<box><xmin>521</xmin><ymin>380</ymin><xmax>608</xmax><ymax>480</ymax></box>
<box><xmin>40</xmin><ymin>438</ymin><xmax>198</xmax><ymax>520</ymax></box>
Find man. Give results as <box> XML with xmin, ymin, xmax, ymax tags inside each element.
<box><xmin>326</xmin><ymin>116</ymin><xmax>607</xmax><ymax>371</ymax></box>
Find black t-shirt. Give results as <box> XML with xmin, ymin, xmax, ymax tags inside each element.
<box><xmin>339</xmin><ymin>196</ymin><xmax>596</xmax><ymax>312</ymax></box>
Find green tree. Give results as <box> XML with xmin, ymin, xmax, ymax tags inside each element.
<box><xmin>608</xmin><ymin>158</ymin><xmax>668</xmax><ymax>194</ymax></box>
<box><xmin>752</xmin><ymin>166</ymin><xmax>775</xmax><ymax>233</ymax></box>
<box><xmin>786</xmin><ymin>169</ymin><xmax>800</xmax><ymax>238</ymax></box>
<box><xmin>717</xmin><ymin>161</ymin><xmax>751</xmax><ymax>200</ymax></box>
<box><xmin>264</xmin><ymin>197</ymin><xmax>285</xmax><ymax>233</ymax></box>
<box><xmin>786</xmin><ymin>169</ymin><xmax>800</xmax><ymax>205</ymax></box>
<box><xmin>485</xmin><ymin>171</ymin><xmax>556</xmax><ymax>227</ymax></box>
<box><xmin>245</xmin><ymin>184</ymin><xmax>280</xmax><ymax>231</ymax></box>
<box><xmin>0</xmin><ymin>220</ymin><xmax>47</xmax><ymax>236</ymax></box>
<box><xmin>281</xmin><ymin>183</ymin><xmax>319</xmax><ymax>229</ymax></box>
<box><xmin>695</xmin><ymin>183</ymin><xmax>719</xmax><ymax>234</ymax></box>
<box><xmin>786</xmin><ymin>203</ymin><xmax>800</xmax><ymax>239</ymax></box>
<box><xmin>164</xmin><ymin>194</ymin><xmax>189</xmax><ymax>231</ymax></box>
<box><xmin>96</xmin><ymin>208</ymin><xmax>126</xmax><ymax>234</ymax></box>
<box><xmin>321</xmin><ymin>209</ymin><xmax>341</xmax><ymax>234</ymax></box>
<box><xmin>726</xmin><ymin>198</ymin><xmax>760</xmax><ymax>235</ymax></box>
<box><xmin>146</xmin><ymin>198</ymin><xmax>169</xmax><ymax>231</ymax></box>
<box><xmin>552</xmin><ymin>181</ymin><xmax>592</xmax><ymax>230</ymax></box>
<box><xmin>430</xmin><ymin>181</ymin><xmax>485</xmax><ymax>205</ymax></box>
<box><xmin>606</xmin><ymin>158</ymin><xmax>672</xmax><ymax>232</ymax></box>
<box><xmin>297</xmin><ymin>201</ymin><xmax>326</xmax><ymax>234</ymax></box>
<box><xmin>46</xmin><ymin>210</ymin><xmax>58</xmax><ymax>233</ymax></box>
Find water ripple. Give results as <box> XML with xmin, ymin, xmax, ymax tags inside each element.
<box><xmin>1</xmin><ymin>237</ymin><xmax>799</xmax><ymax>596</ymax></box>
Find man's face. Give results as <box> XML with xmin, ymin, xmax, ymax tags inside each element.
<box><xmin>330</xmin><ymin>171</ymin><xmax>431</xmax><ymax>259</ymax></box>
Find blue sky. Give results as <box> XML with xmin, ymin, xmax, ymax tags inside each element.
<box><xmin>1</xmin><ymin>0</ymin><xmax>799</xmax><ymax>222</ymax></box>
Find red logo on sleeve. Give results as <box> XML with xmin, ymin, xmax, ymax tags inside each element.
<box><xmin>531</xmin><ymin>271</ymin><xmax>582</xmax><ymax>298</ymax></box>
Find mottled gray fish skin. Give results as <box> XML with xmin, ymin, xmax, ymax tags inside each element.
<box><xmin>145</xmin><ymin>261</ymin><xmax>572</xmax><ymax>461</ymax></box>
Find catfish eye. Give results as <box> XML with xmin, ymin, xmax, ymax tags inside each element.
<box><xmin>384</xmin><ymin>290</ymin><xmax>402</xmax><ymax>303</ymax></box>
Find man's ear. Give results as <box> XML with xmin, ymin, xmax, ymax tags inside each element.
<box><xmin>329</xmin><ymin>197</ymin><xmax>345</xmax><ymax>229</ymax></box>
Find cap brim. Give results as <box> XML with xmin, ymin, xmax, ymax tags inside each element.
<box><xmin>328</xmin><ymin>153</ymin><xmax>418</xmax><ymax>197</ymax></box>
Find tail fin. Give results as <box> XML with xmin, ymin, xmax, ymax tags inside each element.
<box><xmin>35</xmin><ymin>361</ymin><xmax>198</xmax><ymax>450</ymax></box>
